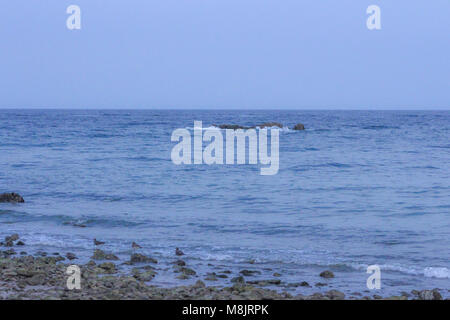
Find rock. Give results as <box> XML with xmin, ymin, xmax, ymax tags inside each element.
<box><xmin>247</xmin><ymin>279</ymin><xmax>281</xmax><ymax>286</ymax></box>
<box><xmin>239</xmin><ymin>270</ymin><xmax>261</xmax><ymax>276</ymax></box>
<box><xmin>16</xmin><ymin>241</ymin><xmax>25</xmax><ymax>246</ymax></box>
<box><xmin>231</xmin><ymin>276</ymin><xmax>245</xmax><ymax>284</ymax></box>
<box><xmin>257</xmin><ymin>122</ymin><xmax>283</xmax><ymax>129</ymax></box>
<box><xmin>213</xmin><ymin>124</ymin><xmax>250</xmax><ymax>130</ymax></box>
<box><xmin>417</xmin><ymin>289</ymin><xmax>442</xmax><ymax>300</ymax></box>
<box><xmin>325</xmin><ymin>290</ymin><xmax>345</xmax><ymax>300</ymax></box>
<box><xmin>319</xmin><ymin>270</ymin><xmax>334</xmax><ymax>279</ymax></box>
<box><xmin>66</xmin><ymin>253</ymin><xmax>77</xmax><ymax>260</ymax></box>
<box><xmin>130</xmin><ymin>253</ymin><xmax>157</xmax><ymax>264</ymax></box>
<box><xmin>5</xmin><ymin>234</ymin><xmax>20</xmax><ymax>242</ymax></box>
<box><xmin>293</xmin><ymin>123</ymin><xmax>305</xmax><ymax>130</ymax></box>
<box><xmin>98</xmin><ymin>262</ymin><xmax>117</xmax><ymax>274</ymax></box>
<box><xmin>273</xmin><ymin>272</ymin><xmax>281</xmax><ymax>277</ymax></box>
<box><xmin>26</xmin><ymin>274</ymin><xmax>46</xmax><ymax>286</ymax></box>
<box><xmin>315</xmin><ymin>282</ymin><xmax>327</xmax><ymax>287</ymax></box>
<box><xmin>193</xmin><ymin>280</ymin><xmax>206</xmax><ymax>288</ymax></box>
<box><xmin>173</xmin><ymin>259</ymin><xmax>186</xmax><ymax>266</ymax></box>
<box><xmin>132</xmin><ymin>268</ymin><xmax>156</xmax><ymax>281</ymax></box>
<box><xmin>175</xmin><ymin>248</ymin><xmax>184</xmax><ymax>256</ymax></box>
<box><xmin>204</xmin><ymin>273</ymin><xmax>218</xmax><ymax>281</ymax></box>
<box><xmin>180</xmin><ymin>267</ymin><xmax>196</xmax><ymax>276</ymax></box>
<box><xmin>300</xmin><ymin>281</ymin><xmax>311</xmax><ymax>287</ymax></box>
<box><xmin>0</xmin><ymin>193</ymin><xmax>24</xmax><ymax>203</ymax></box>
<box><xmin>91</xmin><ymin>249</ymin><xmax>119</xmax><ymax>261</ymax></box>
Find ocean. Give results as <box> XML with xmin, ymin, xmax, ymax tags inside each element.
<box><xmin>1</xmin><ymin>109</ymin><xmax>449</xmax><ymax>297</ymax></box>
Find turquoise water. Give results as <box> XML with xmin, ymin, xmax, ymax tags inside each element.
<box><xmin>1</xmin><ymin>110</ymin><xmax>449</xmax><ymax>296</ymax></box>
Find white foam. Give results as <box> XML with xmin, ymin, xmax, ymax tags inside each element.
<box><xmin>424</xmin><ymin>267</ymin><xmax>450</xmax><ymax>279</ymax></box>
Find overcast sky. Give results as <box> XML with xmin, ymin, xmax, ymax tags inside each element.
<box><xmin>0</xmin><ymin>0</ymin><xmax>449</xmax><ymax>109</ymax></box>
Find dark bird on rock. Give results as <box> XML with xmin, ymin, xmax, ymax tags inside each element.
<box><xmin>175</xmin><ymin>248</ymin><xmax>184</xmax><ymax>256</ymax></box>
<box><xmin>94</xmin><ymin>238</ymin><xmax>105</xmax><ymax>246</ymax></box>
<box><xmin>132</xmin><ymin>241</ymin><xmax>142</xmax><ymax>249</ymax></box>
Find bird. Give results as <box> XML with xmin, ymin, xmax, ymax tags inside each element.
<box><xmin>94</xmin><ymin>238</ymin><xmax>105</xmax><ymax>246</ymax></box>
<box><xmin>175</xmin><ymin>248</ymin><xmax>184</xmax><ymax>256</ymax></box>
<box><xmin>132</xmin><ymin>241</ymin><xmax>142</xmax><ymax>249</ymax></box>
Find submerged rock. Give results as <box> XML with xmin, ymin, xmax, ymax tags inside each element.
<box><xmin>130</xmin><ymin>253</ymin><xmax>157</xmax><ymax>264</ymax></box>
<box><xmin>240</xmin><ymin>270</ymin><xmax>261</xmax><ymax>276</ymax></box>
<box><xmin>325</xmin><ymin>290</ymin><xmax>345</xmax><ymax>300</ymax></box>
<box><xmin>0</xmin><ymin>193</ymin><xmax>24</xmax><ymax>203</ymax></box>
<box><xmin>293</xmin><ymin>123</ymin><xmax>305</xmax><ymax>130</ymax></box>
<box><xmin>319</xmin><ymin>270</ymin><xmax>335</xmax><ymax>279</ymax></box>
<box><xmin>213</xmin><ymin>124</ymin><xmax>251</xmax><ymax>130</ymax></box>
<box><xmin>257</xmin><ymin>122</ymin><xmax>283</xmax><ymax>129</ymax></box>
<box><xmin>91</xmin><ymin>249</ymin><xmax>119</xmax><ymax>261</ymax></box>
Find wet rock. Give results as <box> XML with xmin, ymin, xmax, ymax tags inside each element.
<box><xmin>193</xmin><ymin>280</ymin><xmax>206</xmax><ymax>288</ymax></box>
<box><xmin>16</xmin><ymin>241</ymin><xmax>25</xmax><ymax>246</ymax></box>
<box><xmin>98</xmin><ymin>262</ymin><xmax>117</xmax><ymax>274</ymax></box>
<box><xmin>0</xmin><ymin>193</ymin><xmax>24</xmax><ymax>203</ymax></box>
<box><xmin>5</xmin><ymin>234</ymin><xmax>20</xmax><ymax>242</ymax></box>
<box><xmin>66</xmin><ymin>253</ymin><xmax>77</xmax><ymax>260</ymax></box>
<box><xmin>204</xmin><ymin>273</ymin><xmax>218</xmax><ymax>281</ymax></box>
<box><xmin>180</xmin><ymin>267</ymin><xmax>196</xmax><ymax>276</ymax></box>
<box><xmin>173</xmin><ymin>259</ymin><xmax>186</xmax><ymax>266</ymax></box>
<box><xmin>247</xmin><ymin>279</ymin><xmax>281</xmax><ymax>286</ymax></box>
<box><xmin>175</xmin><ymin>248</ymin><xmax>184</xmax><ymax>256</ymax></box>
<box><xmin>293</xmin><ymin>123</ymin><xmax>305</xmax><ymax>130</ymax></box>
<box><xmin>130</xmin><ymin>253</ymin><xmax>157</xmax><ymax>264</ymax></box>
<box><xmin>319</xmin><ymin>270</ymin><xmax>334</xmax><ymax>279</ymax></box>
<box><xmin>315</xmin><ymin>282</ymin><xmax>327</xmax><ymax>287</ymax></box>
<box><xmin>26</xmin><ymin>274</ymin><xmax>46</xmax><ymax>286</ymax></box>
<box><xmin>132</xmin><ymin>268</ymin><xmax>156</xmax><ymax>282</ymax></box>
<box><xmin>213</xmin><ymin>124</ymin><xmax>251</xmax><ymax>130</ymax></box>
<box><xmin>240</xmin><ymin>270</ymin><xmax>261</xmax><ymax>276</ymax></box>
<box><xmin>231</xmin><ymin>276</ymin><xmax>245</xmax><ymax>284</ymax></box>
<box><xmin>91</xmin><ymin>249</ymin><xmax>119</xmax><ymax>261</ymax></box>
<box><xmin>325</xmin><ymin>290</ymin><xmax>345</xmax><ymax>300</ymax></box>
<box><xmin>417</xmin><ymin>289</ymin><xmax>442</xmax><ymax>300</ymax></box>
<box><xmin>216</xmin><ymin>274</ymin><xmax>228</xmax><ymax>279</ymax></box>
<box><xmin>257</xmin><ymin>122</ymin><xmax>283</xmax><ymax>129</ymax></box>
<box><xmin>300</xmin><ymin>281</ymin><xmax>311</xmax><ymax>287</ymax></box>
<box><xmin>273</xmin><ymin>272</ymin><xmax>281</xmax><ymax>277</ymax></box>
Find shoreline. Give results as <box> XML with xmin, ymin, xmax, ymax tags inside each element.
<box><xmin>0</xmin><ymin>234</ymin><xmax>445</xmax><ymax>300</ymax></box>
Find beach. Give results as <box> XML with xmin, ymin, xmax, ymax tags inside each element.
<box><xmin>0</xmin><ymin>233</ymin><xmax>446</xmax><ymax>300</ymax></box>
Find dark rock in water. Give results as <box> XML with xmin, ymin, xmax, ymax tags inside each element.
<box><xmin>130</xmin><ymin>253</ymin><xmax>157</xmax><ymax>264</ymax></box>
<box><xmin>325</xmin><ymin>290</ymin><xmax>345</xmax><ymax>300</ymax></box>
<box><xmin>173</xmin><ymin>259</ymin><xmax>186</xmax><ymax>266</ymax></box>
<box><xmin>66</xmin><ymin>253</ymin><xmax>77</xmax><ymax>260</ymax></box>
<box><xmin>257</xmin><ymin>122</ymin><xmax>283</xmax><ymax>129</ymax></box>
<box><xmin>315</xmin><ymin>282</ymin><xmax>327</xmax><ymax>287</ymax></box>
<box><xmin>231</xmin><ymin>276</ymin><xmax>245</xmax><ymax>284</ymax></box>
<box><xmin>98</xmin><ymin>262</ymin><xmax>117</xmax><ymax>274</ymax></box>
<box><xmin>5</xmin><ymin>234</ymin><xmax>20</xmax><ymax>242</ymax></box>
<box><xmin>213</xmin><ymin>124</ymin><xmax>251</xmax><ymax>130</ymax></box>
<box><xmin>293</xmin><ymin>123</ymin><xmax>305</xmax><ymax>130</ymax></box>
<box><xmin>240</xmin><ymin>269</ymin><xmax>261</xmax><ymax>276</ymax></box>
<box><xmin>91</xmin><ymin>249</ymin><xmax>119</xmax><ymax>261</ymax></box>
<box><xmin>180</xmin><ymin>267</ymin><xmax>196</xmax><ymax>276</ymax></box>
<box><xmin>319</xmin><ymin>270</ymin><xmax>334</xmax><ymax>279</ymax></box>
<box><xmin>16</xmin><ymin>241</ymin><xmax>25</xmax><ymax>246</ymax></box>
<box><xmin>0</xmin><ymin>193</ymin><xmax>24</xmax><ymax>203</ymax></box>
<box><xmin>300</xmin><ymin>281</ymin><xmax>311</xmax><ymax>287</ymax></box>
<box><xmin>417</xmin><ymin>289</ymin><xmax>442</xmax><ymax>300</ymax></box>
<box><xmin>247</xmin><ymin>279</ymin><xmax>282</xmax><ymax>286</ymax></box>
<box><xmin>175</xmin><ymin>248</ymin><xmax>184</xmax><ymax>256</ymax></box>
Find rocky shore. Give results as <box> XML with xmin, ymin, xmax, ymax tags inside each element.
<box><xmin>0</xmin><ymin>234</ymin><xmax>445</xmax><ymax>300</ymax></box>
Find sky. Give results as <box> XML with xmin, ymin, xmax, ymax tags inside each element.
<box><xmin>0</xmin><ymin>0</ymin><xmax>449</xmax><ymax>109</ymax></box>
